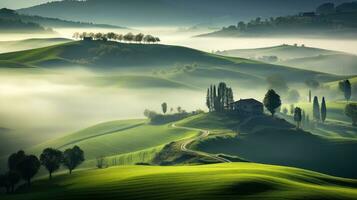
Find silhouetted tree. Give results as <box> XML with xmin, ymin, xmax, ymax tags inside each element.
<box><xmin>321</xmin><ymin>97</ymin><xmax>327</xmax><ymax>123</ymax></box>
<box><xmin>134</xmin><ymin>33</ymin><xmax>145</xmax><ymax>43</ymax></box>
<box><xmin>106</xmin><ymin>32</ymin><xmax>116</xmax><ymax>40</ymax></box>
<box><xmin>94</xmin><ymin>32</ymin><xmax>103</xmax><ymax>40</ymax></box>
<box><xmin>177</xmin><ymin>106</ymin><xmax>182</xmax><ymax>113</ymax></box>
<box><xmin>8</xmin><ymin>150</ymin><xmax>26</xmax><ymax>171</ymax></box>
<box><xmin>339</xmin><ymin>80</ymin><xmax>352</xmax><ymax>102</ymax></box>
<box><xmin>263</xmin><ymin>89</ymin><xmax>281</xmax><ymax>116</ymax></box>
<box><xmin>40</xmin><ymin>148</ymin><xmax>63</xmax><ymax>180</ymax></box>
<box><xmin>206</xmin><ymin>88</ymin><xmax>211</xmax><ymax>111</ymax></box>
<box><xmin>16</xmin><ymin>155</ymin><xmax>40</xmax><ymax>186</ymax></box>
<box><xmin>96</xmin><ymin>156</ymin><xmax>108</xmax><ymax>169</ymax></box>
<box><xmin>123</xmin><ymin>32</ymin><xmax>134</xmax><ymax>43</ymax></box>
<box><xmin>161</xmin><ymin>102</ymin><xmax>167</xmax><ymax>114</ymax></box>
<box><xmin>63</xmin><ymin>146</ymin><xmax>84</xmax><ymax>174</ymax></box>
<box><xmin>309</xmin><ymin>90</ymin><xmax>312</xmax><ymax>103</ymax></box>
<box><xmin>294</xmin><ymin>107</ymin><xmax>302</xmax><ymax>129</ymax></box>
<box><xmin>313</xmin><ymin>96</ymin><xmax>320</xmax><ymax>122</ymax></box>
<box><xmin>345</xmin><ymin>103</ymin><xmax>357</xmax><ymax>126</ymax></box>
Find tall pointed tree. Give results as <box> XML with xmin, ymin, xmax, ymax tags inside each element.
<box><xmin>206</xmin><ymin>88</ymin><xmax>211</xmax><ymax>111</ymax></box>
<box><xmin>294</xmin><ymin>107</ymin><xmax>302</xmax><ymax>129</ymax></box>
<box><xmin>321</xmin><ymin>97</ymin><xmax>327</xmax><ymax>123</ymax></box>
<box><xmin>313</xmin><ymin>96</ymin><xmax>320</xmax><ymax>122</ymax></box>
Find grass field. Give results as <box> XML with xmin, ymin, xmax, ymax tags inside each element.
<box><xmin>2</xmin><ymin>163</ymin><xmax>357</xmax><ymax>200</ymax></box>
<box><xmin>29</xmin><ymin>119</ymin><xmax>199</xmax><ymax>166</ymax></box>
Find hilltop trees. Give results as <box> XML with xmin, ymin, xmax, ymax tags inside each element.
<box><xmin>339</xmin><ymin>80</ymin><xmax>352</xmax><ymax>102</ymax></box>
<box><xmin>294</xmin><ymin>107</ymin><xmax>302</xmax><ymax>129</ymax></box>
<box><xmin>313</xmin><ymin>96</ymin><xmax>320</xmax><ymax>122</ymax></box>
<box><xmin>40</xmin><ymin>148</ymin><xmax>64</xmax><ymax>179</ymax></box>
<box><xmin>206</xmin><ymin>82</ymin><xmax>234</xmax><ymax>112</ymax></box>
<box><xmin>321</xmin><ymin>97</ymin><xmax>327</xmax><ymax>123</ymax></box>
<box><xmin>63</xmin><ymin>146</ymin><xmax>85</xmax><ymax>174</ymax></box>
<box><xmin>72</xmin><ymin>32</ymin><xmax>161</xmax><ymax>44</ymax></box>
<box><xmin>263</xmin><ymin>89</ymin><xmax>281</xmax><ymax>116</ymax></box>
<box><xmin>345</xmin><ymin>103</ymin><xmax>357</xmax><ymax>126</ymax></box>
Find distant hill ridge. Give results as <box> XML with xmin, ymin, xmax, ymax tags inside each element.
<box><xmin>0</xmin><ymin>8</ymin><xmax>125</xmax><ymax>29</ymax></box>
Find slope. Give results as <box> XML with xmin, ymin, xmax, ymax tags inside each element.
<box><xmin>181</xmin><ymin>113</ymin><xmax>357</xmax><ymax>178</ymax></box>
<box><xmin>0</xmin><ymin>40</ymin><xmax>344</xmax><ymax>84</ymax></box>
<box><xmin>0</xmin><ymin>38</ymin><xmax>72</xmax><ymax>53</ymax></box>
<box><xmin>3</xmin><ymin>163</ymin><xmax>357</xmax><ymax>200</ymax></box>
<box><xmin>29</xmin><ymin>119</ymin><xmax>199</xmax><ymax>162</ymax></box>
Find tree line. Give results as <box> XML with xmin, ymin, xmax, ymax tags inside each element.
<box><xmin>72</xmin><ymin>32</ymin><xmax>161</xmax><ymax>43</ymax></box>
<box><xmin>0</xmin><ymin>146</ymin><xmax>84</xmax><ymax>194</ymax></box>
<box><xmin>206</xmin><ymin>82</ymin><xmax>234</xmax><ymax>112</ymax></box>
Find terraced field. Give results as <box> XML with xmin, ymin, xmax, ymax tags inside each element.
<box><xmin>3</xmin><ymin>163</ymin><xmax>357</xmax><ymax>200</ymax></box>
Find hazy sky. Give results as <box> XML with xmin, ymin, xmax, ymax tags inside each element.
<box><xmin>0</xmin><ymin>0</ymin><xmax>53</xmax><ymax>9</ymax></box>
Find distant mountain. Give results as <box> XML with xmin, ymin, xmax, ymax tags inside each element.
<box><xmin>199</xmin><ymin>1</ymin><xmax>357</xmax><ymax>38</ymax></box>
<box><xmin>17</xmin><ymin>0</ymin><xmax>350</xmax><ymax>26</ymax></box>
<box><xmin>0</xmin><ymin>8</ymin><xmax>125</xmax><ymax>29</ymax></box>
<box><xmin>216</xmin><ymin>44</ymin><xmax>357</xmax><ymax>75</ymax></box>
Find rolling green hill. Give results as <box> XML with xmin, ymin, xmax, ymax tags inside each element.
<box><xmin>180</xmin><ymin>113</ymin><xmax>357</xmax><ymax>179</ymax></box>
<box><xmin>3</xmin><ymin>163</ymin><xmax>357</xmax><ymax>200</ymax></box>
<box><xmin>0</xmin><ymin>38</ymin><xmax>72</xmax><ymax>53</ymax></box>
<box><xmin>0</xmin><ymin>40</ymin><xmax>345</xmax><ymax>85</ymax></box>
<box><xmin>216</xmin><ymin>45</ymin><xmax>357</xmax><ymax>75</ymax></box>
<box><xmin>28</xmin><ymin>119</ymin><xmax>199</xmax><ymax>165</ymax></box>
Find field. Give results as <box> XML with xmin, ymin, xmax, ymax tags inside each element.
<box><xmin>28</xmin><ymin>120</ymin><xmax>199</xmax><ymax>165</ymax></box>
<box><xmin>2</xmin><ymin>163</ymin><xmax>357</xmax><ymax>200</ymax></box>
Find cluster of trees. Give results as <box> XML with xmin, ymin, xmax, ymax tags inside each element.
<box><xmin>283</xmin><ymin>105</ymin><xmax>311</xmax><ymax>129</ymax></box>
<box><xmin>206</xmin><ymin>82</ymin><xmax>234</xmax><ymax>112</ymax></box>
<box><xmin>72</xmin><ymin>32</ymin><xmax>161</xmax><ymax>43</ymax></box>
<box><xmin>0</xmin><ymin>146</ymin><xmax>84</xmax><ymax>194</ymax></box>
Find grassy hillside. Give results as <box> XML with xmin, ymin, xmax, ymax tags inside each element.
<box><xmin>29</xmin><ymin>119</ymin><xmax>199</xmax><ymax>164</ymax></box>
<box><xmin>182</xmin><ymin>113</ymin><xmax>357</xmax><ymax>178</ymax></box>
<box><xmin>3</xmin><ymin>163</ymin><xmax>357</xmax><ymax>200</ymax></box>
<box><xmin>0</xmin><ymin>38</ymin><xmax>72</xmax><ymax>53</ymax></box>
<box><xmin>0</xmin><ymin>40</ymin><xmax>344</xmax><ymax>84</ymax></box>
<box><xmin>217</xmin><ymin>44</ymin><xmax>357</xmax><ymax>75</ymax></box>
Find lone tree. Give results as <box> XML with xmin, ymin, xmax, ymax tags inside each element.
<box><xmin>313</xmin><ymin>96</ymin><xmax>320</xmax><ymax>122</ymax></box>
<box><xmin>294</xmin><ymin>107</ymin><xmax>302</xmax><ymax>129</ymax></box>
<box><xmin>263</xmin><ymin>89</ymin><xmax>281</xmax><ymax>116</ymax></box>
<box><xmin>309</xmin><ymin>90</ymin><xmax>312</xmax><ymax>103</ymax></box>
<box><xmin>339</xmin><ymin>80</ymin><xmax>352</xmax><ymax>102</ymax></box>
<box><xmin>321</xmin><ymin>97</ymin><xmax>327</xmax><ymax>123</ymax></box>
<box><xmin>40</xmin><ymin>148</ymin><xmax>63</xmax><ymax>180</ymax></box>
<box><xmin>17</xmin><ymin>155</ymin><xmax>41</xmax><ymax>186</ymax></box>
<box><xmin>345</xmin><ymin>103</ymin><xmax>357</xmax><ymax>126</ymax></box>
<box><xmin>161</xmin><ymin>102</ymin><xmax>167</xmax><ymax>114</ymax></box>
<box><xmin>63</xmin><ymin>146</ymin><xmax>84</xmax><ymax>174</ymax></box>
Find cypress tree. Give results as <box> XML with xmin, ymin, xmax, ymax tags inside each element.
<box><xmin>321</xmin><ymin>97</ymin><xmax>327</xmax><ymax>123</ymax></box>
<box><xmin>313</xmin><ymin>96</ymin><xmax>320</xmax><ymax>122</ymax></box>
<box><xmin>206</xmin><ymin>88</ymin><xmax>211</xmax><ymax>111</ymax></box>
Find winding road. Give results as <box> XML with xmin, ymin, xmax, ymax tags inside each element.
<box><xmin>172</xmin><ymin>124</ymin><xmax>231</xmax><ymax>163</ymax></box>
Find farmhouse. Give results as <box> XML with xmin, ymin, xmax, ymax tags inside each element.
<box><xmin>231</xmin><ymin>98</ymin><xmax>264</xmax><ymax>115</ymax></box>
